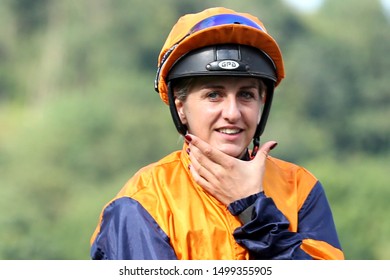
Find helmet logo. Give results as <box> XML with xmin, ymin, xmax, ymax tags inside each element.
<box><xmin>218</xmin><ymin>60</ymin><xmax>239</xmax><ymax>70</ymax></box>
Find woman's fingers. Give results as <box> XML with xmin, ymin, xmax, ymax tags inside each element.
<box><xmin>185</xmin><ymin>134</ymin><xmax>227</xmax><ymax>167</ymax></box>
<box><xmin>184</xmin><ymin>134</ymin><xmax>278</xmax><ymax>205</ymax></box>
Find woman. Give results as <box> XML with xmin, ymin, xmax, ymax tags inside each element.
<box><xmin>90</xmin><ymin>7</ymin><xmax>344</xmax><ymax>260</ymax></box>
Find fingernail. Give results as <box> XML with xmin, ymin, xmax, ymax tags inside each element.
<box><xmin>184</xmin><ymin>134</ymin><xmax>192</xmax><ymax>142</ymax></box>
<box><xmin>250</xmin><ymin>146</ymin><xmax>259</xmax><ymax>158</ymax></box>
<box><xmin>186</xmin><ymin>148</ymin><xmax>190</xmax><ymax>155</ymax></box>
<box><xmin>270</xmin><ymin>142</ymin><xmax>278</xmax><ymax>150</ymax></box>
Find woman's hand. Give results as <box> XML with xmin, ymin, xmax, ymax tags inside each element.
<box><xmin>185</xmin><ymin>134</ymin><xmax>277</xmax><ymax>206</ymax></box>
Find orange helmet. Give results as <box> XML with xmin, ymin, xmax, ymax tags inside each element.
<box><xmin>154</xmin><ymin>7</ymin><xmax>285</xmax><ymax>105</ymax></box>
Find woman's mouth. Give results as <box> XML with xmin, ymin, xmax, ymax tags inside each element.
<box><xmin>217</xmin><ymin>128</ymin><xmax>242</xmax><ymax>135</ymax></box>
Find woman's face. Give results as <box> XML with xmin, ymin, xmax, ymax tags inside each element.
<box><xmin>175</xmin><ymin>76</ymin><xmax>265</xmax><ymax>158</ymax></box>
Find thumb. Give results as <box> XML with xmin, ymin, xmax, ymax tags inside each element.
<box><xmin>253</xmin><ymin>141</ymin><xmax>278</xmax><ymax>160</ymax></box>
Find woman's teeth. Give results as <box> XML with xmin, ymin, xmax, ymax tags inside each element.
<box><xmin>218</xmin><ymin>128</ymin><xmax>240</xmax><ymax>135</ymax></box>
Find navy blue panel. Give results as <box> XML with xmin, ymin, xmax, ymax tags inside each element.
<box><xmin>232</xmin><ymin>193</ymin><xmax>312</xmax><ymax>260</ymax></box>
<box><xmin>298</xmin><ymin>181</ymin><xmax>342</xmax><ymax>249</ymax></box>
<box><xmin>91</xmin><ymin>197</ymin><xmax>177</xmax><ymax>260</ymax></box>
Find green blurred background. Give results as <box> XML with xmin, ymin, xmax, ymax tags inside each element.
<box><xmin>0</xmin><ymin>0</ymin><xmax>389</xmax><ymax>259</ymax></box>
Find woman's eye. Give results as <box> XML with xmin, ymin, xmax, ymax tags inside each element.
<box><xmin>239</xmin><ymin>91</ymin><xmax>256</xmax><ymax>100</ymax></box>
<box><xmin>207</xmin><ymin>91</ymin><xmax>221</xmax><ymax>99</ymax></box>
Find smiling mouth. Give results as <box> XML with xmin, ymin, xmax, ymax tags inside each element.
<box><xmin>217</xmin><ymin>128</ymin><xmax>242</xmax><ymax>135</ymax></box>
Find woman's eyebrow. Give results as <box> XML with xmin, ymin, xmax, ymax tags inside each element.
<box><xmin>242</xmin><ymin>80</ymin><xmax>260</xmax><ymax>88</ymax></box>
<box><xmin>200</xmin><ymin>83</ymin><xmax>259</xmax><ymax>89</ymax></box>
<box><xmin>240</xmin><ymin>84</ymin><xmax>258</xmax><ymax>90</ymax></box>
<box><xmin>199</xmin><ymin>84</ymin><xmax>225</xmax><ymax>90</ymax></box>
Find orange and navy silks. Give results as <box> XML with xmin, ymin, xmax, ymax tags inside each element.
<box><xmin>90</xmin><ymin>144</ymin><xmax>344</xmax><ymax>260</ymax></box>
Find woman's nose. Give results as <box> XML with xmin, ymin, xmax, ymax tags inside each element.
<box><xmin>222</xmin><ymin>97</ymin><xmax>241</xmax><ymax>122</ymax></box>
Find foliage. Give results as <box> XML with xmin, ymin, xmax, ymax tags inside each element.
<box><xmin>0</xmin><ymin>0</ymin><xmax>389</xmax><ymax>259</ymax></box>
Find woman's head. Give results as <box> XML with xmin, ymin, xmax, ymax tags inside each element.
<box><xmin>173</xmin><ymin>76</ymin><xmax>267</xmax><ymax>158</ymax></box>
<box><xmin>155</xmin><ymin>7</ymin><xmax>284</xmax><ymax>154</ymax></box>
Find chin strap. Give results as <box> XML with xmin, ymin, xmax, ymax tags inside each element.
<box><xmin>251</xmin><ymin>137</ymin><xmax>260</xmax><ymax>158</ymax></box>
<box><xmin>251</xmin><ymin>82</ymin><xmax>275</xmax><ymax>158</ymax></box>
<box><xmin>167</xmin><ymin>81</ymin><xmax>188</xmax><ymax>135</ymax></box>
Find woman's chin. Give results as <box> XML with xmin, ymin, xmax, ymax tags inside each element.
<box><xmin>218</xmin><ymin>146</ymin><xmax>246</xmax><ymax>158</ymax></box>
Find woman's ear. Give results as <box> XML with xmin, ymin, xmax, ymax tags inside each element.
<box><xmin>174</xmin><ymin>98</ymin><xmax>187</xmax><ymax>124</ymax></box>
